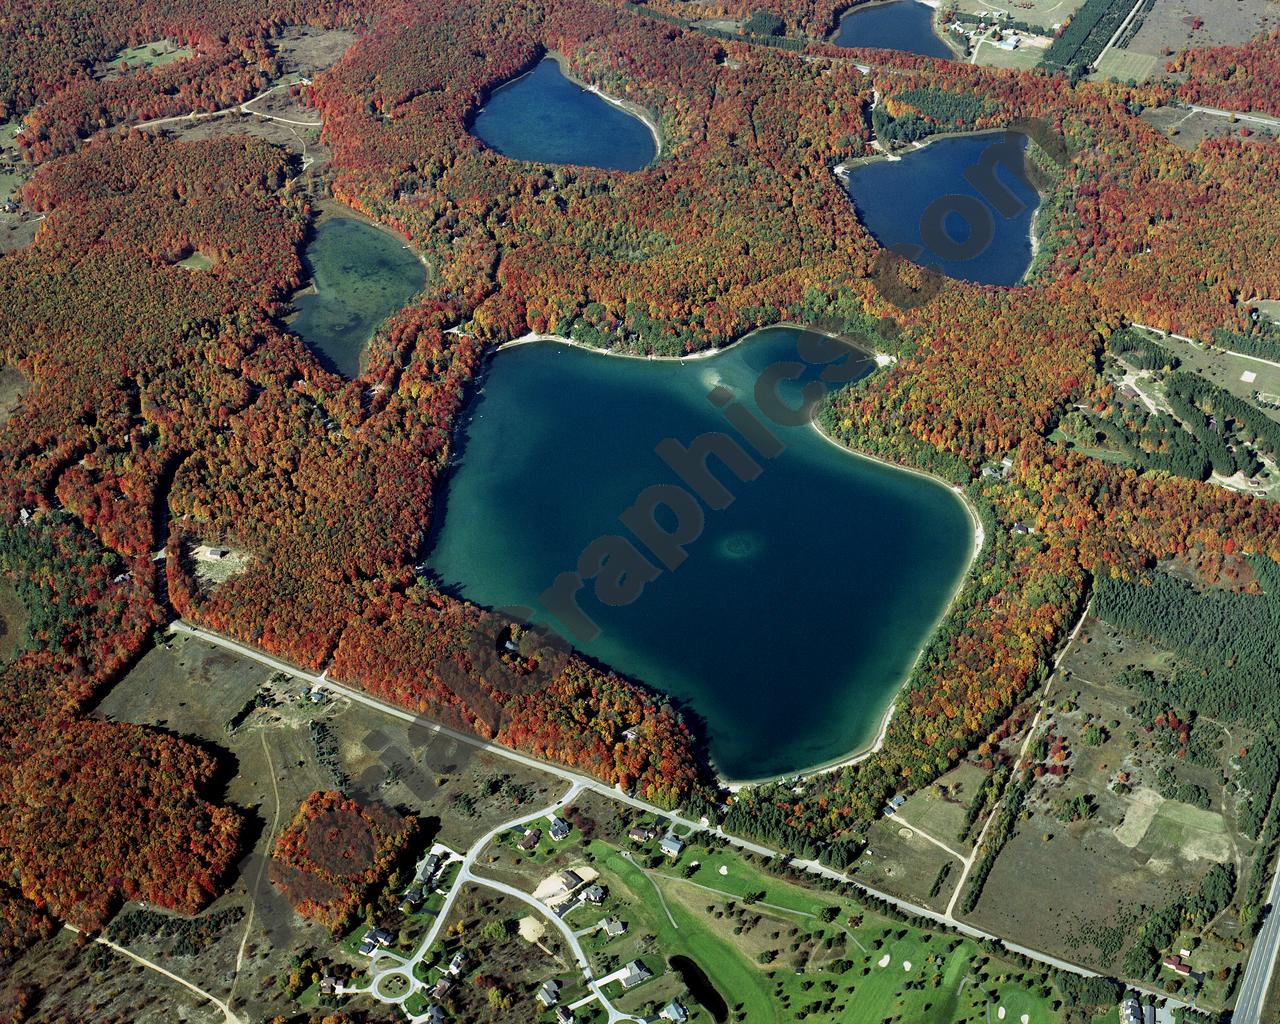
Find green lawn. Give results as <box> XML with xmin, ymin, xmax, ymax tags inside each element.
<box><xmin>598</xmin><ymin>843</ymin><xmax>781</xmax><ymax>1023</ymax></box>
<box><xmin>587</xmin><ymin>838</ymin><xmax>1077</xmax><ymax>1024</ymax></box>
<box><xmin>107</xmin><ymin>40</ymin><xmax>194</xmax><ymax>73</ymax></box>
<box><xmin>177</xmin><ymin>251</ymin><xmax>214</xmax><ymax>271</ymax></box>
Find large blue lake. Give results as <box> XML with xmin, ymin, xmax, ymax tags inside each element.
<box><xmin>845</xmin><ymin>132</ymin><xmax>1041</xmax><ymax>286</ymax></box>
<box><xmin>426</xmin><ymin>326</ymin><xmax>973</xmax><ymax>779</ymax></box>
<box><xmin>471</xmin><ymin>57</ymin><xmax>657</xmax><ymax>171</ymax></box>
<box><xmin>834</xmin><ymin>0</ymin><xmax>954</xmax><ymax>59</ymax></box>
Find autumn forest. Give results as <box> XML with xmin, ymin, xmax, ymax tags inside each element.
<box><xmin>1</xmin><ymin>0</ymin><xmax>1280</xmax><ymax>964</ymax></box>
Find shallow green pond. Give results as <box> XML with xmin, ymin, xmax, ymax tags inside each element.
<box><xmin>291</xmin><ymin>217</ymin><xmax>426</xmax><ymax>378</ymax></box>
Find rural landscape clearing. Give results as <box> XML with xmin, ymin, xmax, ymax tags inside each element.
<box><xmin>1</xmin><ymin>0</ymin><xmax>1280</xmax><ymax>1022</ymax></box>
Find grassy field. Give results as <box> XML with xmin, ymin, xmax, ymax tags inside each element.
<box><xmin>1092</xmin><ymin>48</ymin><xmax>1160</xmax><ymax>82</ymax></box>
<box><xmin>964</xmin><ymin>615</ymin><xmax>1256</xmax><ymax>1007</ymax></box>
<box><xmin>101</xmin><ymin>39</ymin><xmax>194</xmax><ymax>77</ymax></box>
<box><xmin>597</xmin><ymin>843</ymin><xmax>779</xmax><ymax>1022</ymax></box>
<box><xmin>854</xmin><ymin>816</ymin><xmax>959</xmax><ymax>910</ymax></box>
<box><xmin>952</xmin><ymin>0</ymin><xmax>1088</xmax><ymax>32</ymax></box>
<box><xmin>177</xmin><ymin>251</ymin><xmax>215</xmax><ymax>271</ymax></box>
<box><xmin>0</xmin><ymin>579</ymin><xmax>28</xmax><ymax>666</ymax></box>
<box><xmin>1255</xmin><ymin>300</ymin><xmax>1280</xmax><ymax>323</ymax></box>
<box><xmin>560</xmin><ymin>837</ymin><xmax>1099</xmax><ymax>1024</ymax></box>
<box><xmin>1143</xmin><ymin>329</ymin><xmax>1280</xmax><ymax>417</ymax></box>
<box><xmin>973</xmin><ymin>40</ymin><xmax>1046</xmax><ymax>71</ymax></box>
<box><xmin>1124</xmin><ymin>0</ymin><xmax>1279</xmax><ymax>55</ymax></box>
<box><xmin>0</xmin><ymin>169</ymin><xmax>23</xmax><ymax>204</ymax></box>
<box><xmin>896</xmin><ymin>760</ymin><xmax>988</xmax><ymax>846</ymax></box>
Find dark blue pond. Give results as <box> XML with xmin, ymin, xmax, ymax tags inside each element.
<box><xmin>844</xmin><ymin>132</ymin><xmax>1041</xmax><ymax>287</ymax></box>
<box><xmin>427</xmin><ymin>326</ymin><xmax>973</xmax><ymax>780</ymax></box>
<box><xmin>471</xmin><ymin>57</ymin><xmax>657</xmax><ymax>171</ymax></box>
<box><xmin>834</xmin><ymin>0</ymin><xmax>954</xmax><ymax>59</ymax></box>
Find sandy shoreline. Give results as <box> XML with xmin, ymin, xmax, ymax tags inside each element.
<box><xmin>498</xmin><ymin>319</ymin><xmax>894</xmax><ymax>365</ymax></box>
<box><xmin>492</xmin><ymin>325</ymin><xmax>982</xmax><ymax>789</ymax></box>
<box><xmin>475</xmin><ymin>52</ymin><xmax>664</xmax><ymax>165</ymax></box>
<box><xmin>836</xmin><ymin>125</ymin><xmax>1051</xmax><ymax>288</ymax></box>
<box><xmin>723</xmin><ymin>424</ymin><xmax>985</xmax><ymax>788</ymax></box>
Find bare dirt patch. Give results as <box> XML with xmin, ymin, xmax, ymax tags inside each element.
<box><xmin>0</xmin><ymin>365</ymin><xmax>27</xmax><ymax>427</ymax></box>
<box><xmin>1113</xmin><ymin>786</ymin><xmax>1162</xmax><ymax>847</ymax></box>
<box><xmin>271</xmin><ymin>26</ymin><xmax>361</xmax><ymax>78</ymax></box>
<box><xmin>1140</xmin><ymin>105</ymin><xmax>1280</xmax><ymax>149</ymax></box>
<box><xmin>1125</xmin><ymin>0</ymin><xmax>1280</xmax><ymax>59</ymax></box>
<box><xmin>189</xmin><ymin>542</ymin><xmax>253</xmax><ymax>592</ymax></box>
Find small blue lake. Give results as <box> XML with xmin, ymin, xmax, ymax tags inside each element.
<box><xmin>844</xmin><ymin>132</ymin><xmax>1041</xmax><ymax>287</ymax></box>
<box><xmin>471</xmin><ymin>57</ymin><xmax>657</xmax><ymax>171</ymax></box>
<box><xmin>834</xmin><ymin>0</ymin><xmax>954</xmax><ymax>59</ymax></box>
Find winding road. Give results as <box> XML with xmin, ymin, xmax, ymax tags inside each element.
<box><xmin>357</xmin><ymin>780</ymin><xmax>646</xmax><ymax>1023</ymax></box>
<box><xmin>169</xmin><ymin>620</ymin><xmax>1201</xmax><ymax>1013</ymax></box>
<box><xmin>65</xmin><ymin>925</ymin><xmax>244</xmax><ymax>1024</ymax></box>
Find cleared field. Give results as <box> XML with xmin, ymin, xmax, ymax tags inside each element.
<box><xmin>0</xmin><ymin>169</ymin><xmax>22</xmax><ymax>204</ymax></box>
<box><xmin>1124</xmin><ymin>0</ymin><xmax>1279</xmax><ymax>56</ymax></box>
<box><xmin>1140</xmin><ymin>328</ymin><xmax>1280</xmax><ymax>422</ymax></box>
<box><xmin>0</xmin><ymin>579</ymin><xmax>27</xmax><ymax>664</ymax></box>
<box><xmin>99</xmin><ymin>39</ymin><xmax>194</xmax><ymax>79</ymax></box>
<box><xmin>0</xmin><ymin>929</ymin><xmax>225</xmax><ymax>1024</ymax></box>
<box><xmin>973</xmin><ymin>39</ymin><xmax>1046</xmax><ymax>69</ymax></box>
<box><xmin>1093</xmin><ymin>47</ymin><xmax>1160</xmax><ymax>81</ymax></box>
<box><xmin>964</xmin><ymin>615</ymin><xmax>1256</xmax><ymax>1007</ymax></box>
<box><xmin>90</xmin><ymin>633</ymin><xmax>558</xmax><ymax>1022</ymax></box>
<box><xmin>178</xmin><ymin>251</ymin><xmax>215</xmax><ymax>271</ymax></box>
<box><xmin>0</xmin><ymin>364</ymin><xmax>26</xmax><ymax>427</ymax></box>
<box><xmin>1136</xmin><ymin>795</ymin><xmax>1234</xmax><ymax>863</ymax></box>
<box><xmin>953</xmin><ymin>0</ymin><xmax>1089</xmax><ymax>32</ymax></box>
<box><xmin>272</xmin><ymin>26</ymin><xmax>360</xmax><ymax>76</ymax></box>
<box><xmin>896</xmin><ymin>760</ymin><xmax>988</xmax><ymax>847</ymax></box>
<box><xmin>1140</xmin><ymin>105</ymin><xmax>1279</xmax><ymax>149</ymax></box>
<box><xmin>855</xmin><ymin>817</ymin><xmax>959</xmax><ymax>910</ymax></box>
<box><xmin>0</xmin><ymin>216</ymin><xmax>39</xmax><ymax>254</ymax></box>
<box><xmin>1255</xmin><ymin>300</ymin><xmax>1280</xmax><ymax>323</ymax></box>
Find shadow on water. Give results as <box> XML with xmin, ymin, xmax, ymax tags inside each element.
<box><xmin>833</xmin><ymin>0</ymin><xmax>954</xmax><ymax>59</ymax></box>
<box><xmin>669</xmin><ymin>955</ymin><xmax>729</xmax><ymax>1022</ymax></box>
<box><xmin>843</xmin><ymin>131</ymin><xmax>1042</xmax><ymax>287</ymax></box>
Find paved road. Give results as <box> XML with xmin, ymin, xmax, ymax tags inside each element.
<box><xmin>1090</xmin><ymin>0</ymin><xmax>1150</xmax><ymax>71</ymax></box>
<box><xmin>356</xmin><ymin>779</ymin><xmax>644</xmax><ymax>1023</ymax></box>
<box><xmin>1187</xmin><ymin>104</ymin><xmax>1280</xmax><ymax>130</ymax></box>
<box><xmin>168</xmin><ymin>620</ymin><xmax>1187</xmax><ymax>1005</ymax></box>
<box><xmin>1233</xmin><ymin>863</ymin><xmax>1280</xmax><ymax>1024</ymax></box>
<box><xmin>361</xmin><ymin>783</ymin><xmax>605</xmax><ymax>1021</ymax></box>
